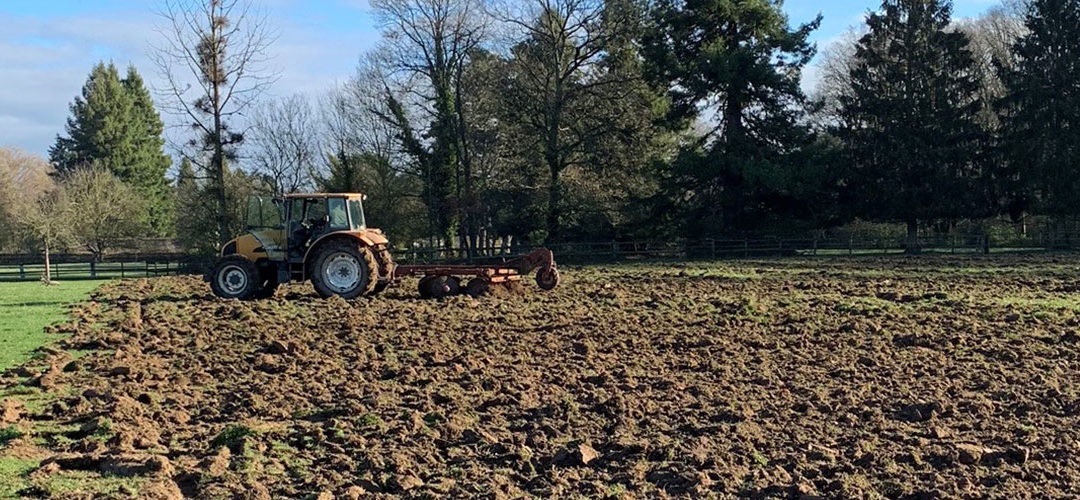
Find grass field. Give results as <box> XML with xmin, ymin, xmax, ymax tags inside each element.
<box><xmin>0</xmin><ymin>280</ymin><xmax>111</xmax><ymax>498</ymax></box>
<box><xmin>0</xmin><ymin>280</ymin><xmax>108</xmax><ymax>372</ymax></box>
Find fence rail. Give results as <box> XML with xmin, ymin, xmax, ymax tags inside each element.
<box><xmin>2</xmin><ymin>233</ymin><xmax>1078</xmax><ymax>282</ymax></box>
<box><xmin>0</xmin><ymin>258</ymin><xmax>198</xmax><ymax>282</ymax></box>
<box><xmin>393</xmin><ymin>235</ymin><xmax>999</xmax><ymax>264</ymax></box>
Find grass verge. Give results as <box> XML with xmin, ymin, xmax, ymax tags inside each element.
<box><xmin>0</xmin><ymin>280</ymin><xmax>108</xmax><ymax>374</ymax></box>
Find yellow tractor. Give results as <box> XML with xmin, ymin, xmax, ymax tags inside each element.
<box><xmin>207</xmin><ymin>193</ymin><xmax>559</xmax><ymax>300</ymax></box>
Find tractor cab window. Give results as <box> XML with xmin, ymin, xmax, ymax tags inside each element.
<box><xmin>328</xmin><ymin>198</ymin><xmax>349</xmax><ymax>230</ymax></box>
<box><xmin>287</xmin><ymin>198</ymin><xmax>330</xmax><ymax>255</ymax></box>
<box><xmin>348</xmin><ymin>199</ymin><xmax>365</xmax><ymax>230</ymax></box>
<box><xmin>304</xmin><ymin>199</ymin><xmax>327</xmax><ymax>224</ymax></box>
<box><xmin>246</xmin><ymin>196</ymin><xmax>283</xmax><ymax>229</ymax></box>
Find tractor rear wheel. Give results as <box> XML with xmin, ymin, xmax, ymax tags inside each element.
<box><xmin>372</xmin><ymin>245</ymin><xmax>395</xmax><ymax>295</ymax></box>
<box><xmin>310</xmin><ymin>240</ymin><xmax>378</xmax><ymax>299</ymax></box>
<box><xmin>210</xmin><ymin>256</ymin><xmax>260</xmax><ymax>300</ymax></box>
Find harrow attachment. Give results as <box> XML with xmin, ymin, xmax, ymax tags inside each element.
<box><xmin>394</xmin><ymin>248</ymin><xmax>560</xmax><ymax>299</ymax></box>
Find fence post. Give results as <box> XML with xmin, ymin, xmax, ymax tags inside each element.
<box><xmin>744</xmin><ymin>238</ymin><xmax>749</xmax><ymax>258</ymax></box>
<box><xmin>710</xmin><ymin>239</ymin><xmax>716</xmax><ymax>259</ymax></box>
<box><xmin>90</xmin><ymin>261</ymin><xmax>96</xmax><ymax>279</ymax></box>
<box><xmin>812</xmin><ymin>237</ymin><xmax>818</xmax><ymax>256</ymax></box>
<box><xmin>120</xmin><ymin>262</ymin><xmax>124</xmax><ymax>278</ymax></box>
<box><xmin>849</xmin><ymin>237</ymin><xmax>854</xmax><ymax>255</ymax></box>
<box><xmin>611</xmin><ymin>241</ymin><xmax>618</xmax><ymax>260</ymax></box>
<box><xmin>19</xmin><ymin>264</ymin><xmax>25</xmax><ymax>280</ymax></box>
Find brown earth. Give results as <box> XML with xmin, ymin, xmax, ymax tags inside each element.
<box><xmin>4</xmin><ymin>255</ymin><xmax>1080</xmax><ymax>499</ymax></box>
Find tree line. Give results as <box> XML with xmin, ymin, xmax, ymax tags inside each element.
<box><xmin>2</xmin><ymin>0</ymin><xmax>1078</xmax><ymax>262</ymax></box>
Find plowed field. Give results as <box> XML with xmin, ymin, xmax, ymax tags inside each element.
<box><xmin>3</xmin><ymin>255</ymin><xmax>1080</xmax><ymax>499</ymax></box>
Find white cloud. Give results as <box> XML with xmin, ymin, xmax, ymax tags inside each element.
<box><xmin>0</xmin><ymin>5</ymin><xmax>379</xmax><ymax>160</ymax></box>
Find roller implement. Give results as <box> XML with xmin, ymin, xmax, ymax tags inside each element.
<box><xmin>206</xmin><ymin>193</ymin><xmax>559</xmax><ymax>300</ymax></box>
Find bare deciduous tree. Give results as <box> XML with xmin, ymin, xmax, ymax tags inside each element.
<box><xmin>808</xmin><ymin>29</ymin><xmax>862</xmax><ymax>129</ymax></box>
<box><xmin>11</xmin><ymin>185</ymin><xmax>72</xmax><ymax>285</ymax></box>
<box><xmin>153</xmin><ymin>0</ymin><xmax>277</xmax><ymax>245</ymax></box>
<box><xmin>371</xmin><ymin>0</ymin><xmax>490</xmax><ymax>247</ymax></box>
<box><xmin>955</xmin><ymin>4</ymin><xmax>1027</xmax><ymax>129</ymax></box>
<box><xmin>492</xmin><ymin>0</ymin><xmax>641</xmax><ymax>241</ymax></box>
<box><xmin>64</xmin><ymin>167</ymin><xmax>148</xmax><ymax>262</ymax></box>
<box><xmin>249</xmin><ymin>94</ymin><xmax>319</xmax><ymax>195</ymax></box>
<box><xmin>0</xmin><ymin>147</ymin><xmax>54</xmax><ymax>252</ymax></box>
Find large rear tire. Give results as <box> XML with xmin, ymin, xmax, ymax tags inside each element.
<box><xmin>210</xmin><ymin>256</ymin><xmax>260</xmax><ymax>300</ymax></box>
<box><xmin>371</xmin><ymin>245</ymin><xmax>395</xmax><ymax>295</ymax></box>
<box><xmin>310</xmin><ymin>240</ymin><xmax>378</xmax><ymax>299</ymax></box>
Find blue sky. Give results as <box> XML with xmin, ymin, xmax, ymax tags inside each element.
<box><xmin>0</xmin><ymin>0</ymin><xmax>1006</xmax><ymax>157</ymax></box>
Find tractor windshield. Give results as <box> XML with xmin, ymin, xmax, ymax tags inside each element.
<box><xmin>348</xmin><ymin>199</ymin><xmax>365</xmax><ymax>230</ymax></box>
<box><xmin>246</xmin><ymin>196</ymin><xmax>283</xmax><ymax>229</ymax></box>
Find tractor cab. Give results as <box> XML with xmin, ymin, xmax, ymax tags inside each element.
<box><xmin>281</xmin><ymin>194</ymin><xmax>366</xmax><ymax>260</ymax></box>
<box><xmin>245</xmin><ymin>194</ymin><xmax>368</xmax><ymax>261</ymax></box>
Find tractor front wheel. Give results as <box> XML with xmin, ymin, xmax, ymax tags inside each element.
<box><xmin>310</xmin><ymin>241</ymin><xmax>378</xmax><ymax>299</ymax></box>
<box><xmin>210</xmin><ymin>256</ymin><xmax>260</xmax><ymax>300</ymax></box>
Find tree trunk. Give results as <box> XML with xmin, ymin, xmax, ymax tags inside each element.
<box><xmin>905</xmin><ymin>219</ymin><xmax>920</xmax><ymax>254</ymax></box>
<box><xmin>43</xmin><ymin>237</ymin><xmax>52</xmax><ymax>286</ymax></box>
<box><xmin>546</xmin><ymin>164</ymin><xmax>561</xmax><ymax>244</ymax></box>
<box><xmin>211</xmin><ymin>10</ymin><xmax>230</xmax><ymax>247</ymax></box>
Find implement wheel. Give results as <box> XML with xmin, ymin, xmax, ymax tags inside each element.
<box><xmin>536</xmin><ymin>267</ymin><xmax>560</xmax><ymax>291</ymax></box>
<box><xmin>465</xmin><ymin>278</ymin><xmax>490</xmax><ymax>298</ymax></box>
<box><xmin>418</xmin><ymin>275</ymin><xmax>460</xmax><ymax>299</ymax></box>
<box><xmin>310</xmin><ymin>240</ymin><xmax>378</xmax><ymax>299</ymax></box>
<box><xmin>210</xmin><ymin>256</ymin><xmax>259</xmax><ymax>300</ymax></box>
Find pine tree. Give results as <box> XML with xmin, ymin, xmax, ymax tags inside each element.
<box><xmin>122</xmin><ymin>66</ymin><xmax>174</xmax><ymax>234</ymax></box>
<box><xmin>999</xmin><ymin>0</ymin><xmax>1080</xmax><ymax>217</ymax></box>
<box><xmin>642</xmin><ymin>0</ymin><xmax>821</xmax><ymax>235</ymax></box>
<box><xmin>49</xmin><ymin>62</ymin><xmax>174</xmax><ymax>235</ymax></box>
<box><xmin>838</xmin><ymin>0</ymin><xmax>991</xmax><ymax>251</ymax></box>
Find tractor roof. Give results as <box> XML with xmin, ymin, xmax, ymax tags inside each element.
<box><xmin>283</xmin><ymin>192</ymin><xmax>365</xmax><ymax>200</ymax></box>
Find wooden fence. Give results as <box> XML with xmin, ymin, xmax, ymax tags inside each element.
<box><xmin>0</xmin><ymin>233</ymin><xmax>1075</xmax><ymax>282</ymax></box>
<box><xmin>0</xmin><ymin>256</ymin><xmax>197</xmax><ymax>282</ymax></box>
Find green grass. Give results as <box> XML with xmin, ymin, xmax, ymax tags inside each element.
<box><xmin>0</xmin><ymin>280</ymin><xmax>108</xmax><ymax>372</ymax></box>
<box><xmin>0</xmin><ymin>458</ymin><xmax>39</xmax><ymax>498</ymax></box>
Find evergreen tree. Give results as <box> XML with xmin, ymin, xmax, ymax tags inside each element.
<box><xmin>642</xmin><ymin>0</ymin><xmax>821</xmax><ymax>235</ymax></box>
<box><xmin>49</xmin><ymin>62</ymin><xmax>174</xmax><ymax>235</ymax></box>
<box><xmin>999</xmin><ymin>0</ymin><xmax>1080</xmax><ymax>217</ymax></box>
<box><xmin>838</xmin><ymin>0</ymin><xmax>991</xmax><ymax>251</ymax></box>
